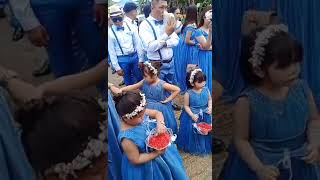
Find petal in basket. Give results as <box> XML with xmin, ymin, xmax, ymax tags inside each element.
<box><xmin>146</xmin><ymin>128</ymin><xmax>177</xmax><ymax>151</ymax></box>
<box><xmin>193</xmin><ymin>122</ymin><xmax>212</xmax><ymax>135</ymax></box>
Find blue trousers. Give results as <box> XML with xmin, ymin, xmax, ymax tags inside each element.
<box><xmin>118</xmin><ymin>53</ymin><xmax>143</xmax><ymax>86</ymax></box>
<box><xmin>149</xmin><ymin>59</ymin><xmax>176</xmax><ymax>85</ymax></box>
<box><xmin>30</xmin><ymin>0</ymin><xmax>105</xmax><ymax>77</ymax></box>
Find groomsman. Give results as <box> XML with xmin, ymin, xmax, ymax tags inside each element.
<box><xmin>108</xmin><ymin>5</ymin><xmax>144</xmax><ymax>86</ymax></box>
<box><xmin>138</xmin><ymin>0</ymin><xmax>179</xmax><ymax>85</ymax></box>
<box><xmin>139</xmin><ymin>0</ymin><xmax>181</xmax><ymax>110</ymax></box>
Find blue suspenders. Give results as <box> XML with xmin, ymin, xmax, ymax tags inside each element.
<box><xmin>111</xmin><ymin>23</ymin><xmax>135</xmax><ymax>56</ymax></box>
<box><xmin>145</xmin><ymin>19</ymin><xmax>163</xmax><ymax>60</ymax></box>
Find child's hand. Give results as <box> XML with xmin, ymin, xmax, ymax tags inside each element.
<box><xmin>160</xmin><ymin>99</ymin><xmax>169</xmax><ymax>104</ymax></box>
<box><xmin>156</xmin><ymin>122</ymin><xmax>167</xmax><ymax>134</ymax></box>
<box><xmin>191</xmin><ymin>114</ymin><xmax>198</xmax><ymax>122</ymax></box>
<box><xmin>155</xmin><ymin>148</ymin><xmax>167</xmax><ymax>156</ymax></box>
<box><xmin>207</xmin><ymin>108</ymin><xmax>212</xmax><ymax>114</ymax></box>
<box><xmin>302</xmin><ymin>144</ymin><xmax>320</xmax><ymax>164</ymax></box>
<box><xmin>110</xmin><ymin>86</ymin><xmax>122</xmax><ymax>96</ymax></box>
<box><xmin>255</xmin><ymin>165</ymin><xmax>279</xmax><ymax>180</ymax></box>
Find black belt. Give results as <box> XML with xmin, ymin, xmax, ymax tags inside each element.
<box><xmin>117</xmin><ymin>52</ymin><xmax>136</xmax><ymax>57</ymax></box>
<box><xmin>149</xmin><ymin>58</ymin><xmax>172</xmax><ymax>63</ymax></box>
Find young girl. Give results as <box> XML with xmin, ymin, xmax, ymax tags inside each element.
<box><xmin>221</xmin><ymin>24</ymin><xmax>320</xmax><ymax>179</ymax></box>
<box><xmin>174</xmin><ymin>5</ymin><xmax>198</xmax><ymax>93</ymax></box>
<box><xmin>119</xmin><ymin>62</ymin><xmax>180</xmax><ymax>134</ymax></box>
<box><xmin>114</xmin><ymin>91</ymin><xmax>189</xmax><ymax>180</ymax></box>
<box><xmin>192</xmin><ymin>6</ymin><xmax>213</xmax><ymax>92</ymax></box>
<box><xmin>176</xmin><ymin>68</ymin><xmax>212</xmax><ymax>155</ymax></box>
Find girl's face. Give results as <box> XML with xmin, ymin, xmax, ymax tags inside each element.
<box><xmin>143</xmin><ymin>72</ymin><xmax>157</xmax><ymax>84</ymax></box>
<box><xmin>194</xmin><ymin>80</ymin><xmax>206</xmax><ymax>89</ymax></box>
<box><xmin>266</xmin><ymin>62</ymin><xmax>301</xmax><ymax>87</ymax></box>
<box><xmin>123</xmin><ymin>108</ymin><xmax>146</xmax><ymax>126</ymax></box>
<box><xmin>174</xmin><ymin>9</ymin><xmax>181</xmax><ymax>19</ymax></box>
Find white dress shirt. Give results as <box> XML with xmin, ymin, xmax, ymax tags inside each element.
<box><xmin>124</xmin><ymin>16</ymin><xmax>138</xmax><ymax>32</ymax></box>
<box><xmin>108</xmin><ymin>24</ymin><xmax>144</xmax><ymax>71</ymax></box>
<box><xmin>138</xmin><ymin>15</ymin><xmax>179</xmax><ymax>61</ymax></box>
<box><xmin>8</xmin><ymin>0</ymin><xmax>106</xmax><ymax>31</ymax></box>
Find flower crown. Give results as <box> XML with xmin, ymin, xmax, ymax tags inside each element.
<box><xmin>248</xmin><ymin>24</ymin><xmax>288</xmax><ymax>69</ymax></box>
<box><xmin>44</xmin><ymin>119</ymin><xmax>107</xmax><ymax>180</ymax></box>
<box><xmin>189</xmin><ymin>68</ymin><xmax>202</xmax><ymax>84</ymax></box>
<box><xmin>144</xmin><ymin>62</ymin><xmax>158</xmax><ymax>75</ymax></box>
<box><xmin>123</xmin><ymin>92</ymin><xmax>147</xmax><ymax>119</ymax></box>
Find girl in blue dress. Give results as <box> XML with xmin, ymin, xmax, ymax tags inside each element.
<box><xmin>193</xmin><ymin>7</ymin><xmax>213</xmax><ymax>92</ymax></box>
<box><xmin>174</xmin><ymin>5</ymin><xmax>198</xmax><ymax>93</ymax></box>
<box><xmin>107</xmin><ymin>83</ymin><xmax>124</xmax><ymax>180</ymax></box>
<box><xmin>114</xmin><ymin>91</ymin><xmax>189</xmax><ymax>180</ymax></box>
<box><xmin>176</xmin><ymin>68</ymin><xmax>212</xmax><ymax>155</ymax></box>
<box><xmin>221</xmin><ymin>24</ymin><xmax>320</xmax><ymax>180</ymax></box>
<box><xmin>119</xmin><ymin>62</ymin><xmax>180</xmax><ymax>134</ymax></box>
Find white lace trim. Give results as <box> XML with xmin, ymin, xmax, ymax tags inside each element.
<box><xmin>248</xmin><ymin>24</ymin><xmax>288</xmax><ymax>69</ymax></box>
<box><xmin>123</xmin><ymin>92</ymin><xmax>146</xmax><ymax>119</ymax></box>
<box><xmin>144</xmin><ymin>62</ymin><xmax>158</xmax><ymax>76</ymax></box>
<box><xmin>189</xmin><ymin>68</ymin><xmax>202</xmax><ymax>84</ymax></box>
<box><xmin>44</xmin><ymin>119</ymin><xmax>107</xmax><ymax>180</ymax></box>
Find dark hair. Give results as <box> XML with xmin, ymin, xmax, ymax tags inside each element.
<box><xmin>181</xmin><ymin>5</ymin><xmax>197</xmax><ymax>33</ymax></box>
<box><xmin>16</xmin><ymin>94</ymin><xmax>103</xmax><ymax>173</ymax></box>
<box><xmin>143</xmin><ymin>3</ymin><xmax>151</xmax><ymax>18</ymax></box>
<box><xmin>142</xmin><ymin>61</ymin><xmax>161</xmax><ymax>77</ymax></box>
<box><xmin>198</xmin><ymin>5</ymin><xmax>212</xmax><ymax>28</ymax></box>
<box><xmin>241</xmin><ymin>27</ymin><xmax>303</xmax><ymax>85</ymax></box>
<box><xmin>168</xmin><ymin>7</ymin><xmax>178</xmax><ymax>14</ymax></box>
<box><xmin>113</xmin><ymin>91</ymin><xmax>144</xmax><ymax>118</ymax></box>
<box><xmin>186</xmin><ymin>68</ymin><xmax>207</xmax><ymax>89</ymax></box>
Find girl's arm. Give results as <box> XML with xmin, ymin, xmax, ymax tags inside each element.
<box><xmin>145</xmin><ymin>109</ymin><xmax>166</xmax><ymax>133</ymax></box>
<box><xmin>121</xmin><ymin>138</ymin><xmax>163</xmax><ymax>165</ymax></box>
<box><xmin>233</xmin><ymin>97</ymin><xmax>265</xmax><ymax>173</ymax></box>
<box><xmin>185</xmin><ymin>31</ymin><xmax>195</xmax><ymax>45</ymax></box>
<box><xmin>183</xmin><ymin>92</ymin><xmax>196</xmax><ymax>119</ymax></box>
<box><xmin>120</xmin><ymin>80</ymin><xmax>144</xmax><ymax>92</ymax></box>
<box><xmin>195</xmin><ymin>27</ymin><xmax>212</xmax><ymax>50</ymax></box>
<box><xmin>207</xmin><ymin>89</ymin><xmax>212</xmax><ymax>114</ymax></box>
<box><xmin>161</xmin><ymin>83</ymin><xmax>180</xmax><ymax>103</ymax></box>
<box><xmin>39</xmin><ymin>61</ymin><xmax>107</xmax><ymax>96</ymax></box>
<box><xmin>306</xmin><ymin>89</ymin><xmax>320</xmax><ymax>147</ymax></box>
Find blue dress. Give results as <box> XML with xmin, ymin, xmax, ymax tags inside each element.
<box><xmin>0</xmin><ymin>87</ymin><xmax>35</xmax><ymax>180</ymax></box>
<box><xmin>193</xmin><ymin>29</ymin><xmax>213</xmax><ymax>93</ymax></box>
<box><xmin>108</xmin><ymin>91</ymin><xmax>123</xmax><ymax>180</ymax></box>
<box><xmin>141</xmin><ymin>80</ymin><xmax>178</xmax><ymax>134</ymax></box>
<box><xmin>174</xmin><ymin>25</ymin><xmax>198</xmax><ymax>93</ymax></box>
<box><xmin>118</xmin><ymin>115</ymin><xmax>189</xmax><ymax>180</ymax></box>
<box><xmin>176</xmin><ymin>87</ymin><xmax>212</xmax><ymax>155</ymax></box>
<box><xmin>222</xmin><ymin>80</ymin><xmax>320</xmax><ymax>179</ymax></box>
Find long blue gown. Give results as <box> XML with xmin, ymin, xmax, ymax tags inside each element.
<box><xmin>108</xmin><ymin>90</ymin><xmax>122</xmax><ymax>180</ymax></box>
<box><xmin>193</xmin><ymin>29</ymin><xmax>213</xmax><ymax>92</ymax></box>
<box><xmin>176</xmin><ymin>87</ymin><xmax>212</xmax><ymax>155</ymax></box>
<box><xmin>0</xmin><ymin>87</ymin><xmax>35</xmax><ymax>180</ymax></box>
<box><xmin>174</xmin><ymin>24</ymin><xmax>198</xmax><ymax>93</ymax></box>
<box><xmin>118</xmin><ymin>115</ymin><xmax>189</xmax><ymax>180</ymax></box>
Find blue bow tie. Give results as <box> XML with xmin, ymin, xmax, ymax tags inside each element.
<box><xmin>154</xmin><ymin>20</ymin><xmax>164</xmax><ymax>25</ymax></box>
<box><xmin>117</xmin><ymin>26</ymin><xmax>124</xmax><ymax>31</ymax></box>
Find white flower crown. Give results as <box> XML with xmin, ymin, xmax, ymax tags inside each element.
<box><xmin>144</xmin><ymin>62</ymin><xmax>158</xmax><ymax>75</ymax></box>
<box><xmin>123</xmin><ymin>92</ymin><xmax>147</xmax><ymax>119</ymax></box>
<box><xmin>44</xmin><ymin>119</ymin><xmax>107</xmax><ymax>180</ymax></box>
<box><xmin>248</xmin><ymin>24</ymin><xmax>288</xmax><ymax>69</ymax></box>
<box><xmin>189</xmin><ymin>68</ymin><xmax>202</xmax><ymax>84</ymax></box>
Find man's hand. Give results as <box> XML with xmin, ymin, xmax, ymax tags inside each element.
<box><xmin>94</xmin><ymin>4</ymin><xmax>107</xmax><ymax>26</ymax></box>
<box><xmin>165</xmin><ymin>19</ymin><xmax>176</xmax><ymax>36</ymax></box>
<box><xmin>116</xmin><ymin>70</ymin><xmax>124</xmax><ymax>76</ymax></box>
<box><xmin>27</xmin><ymin>25</ymin><xmax>50</xmax><ymax>47</ymax></box>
